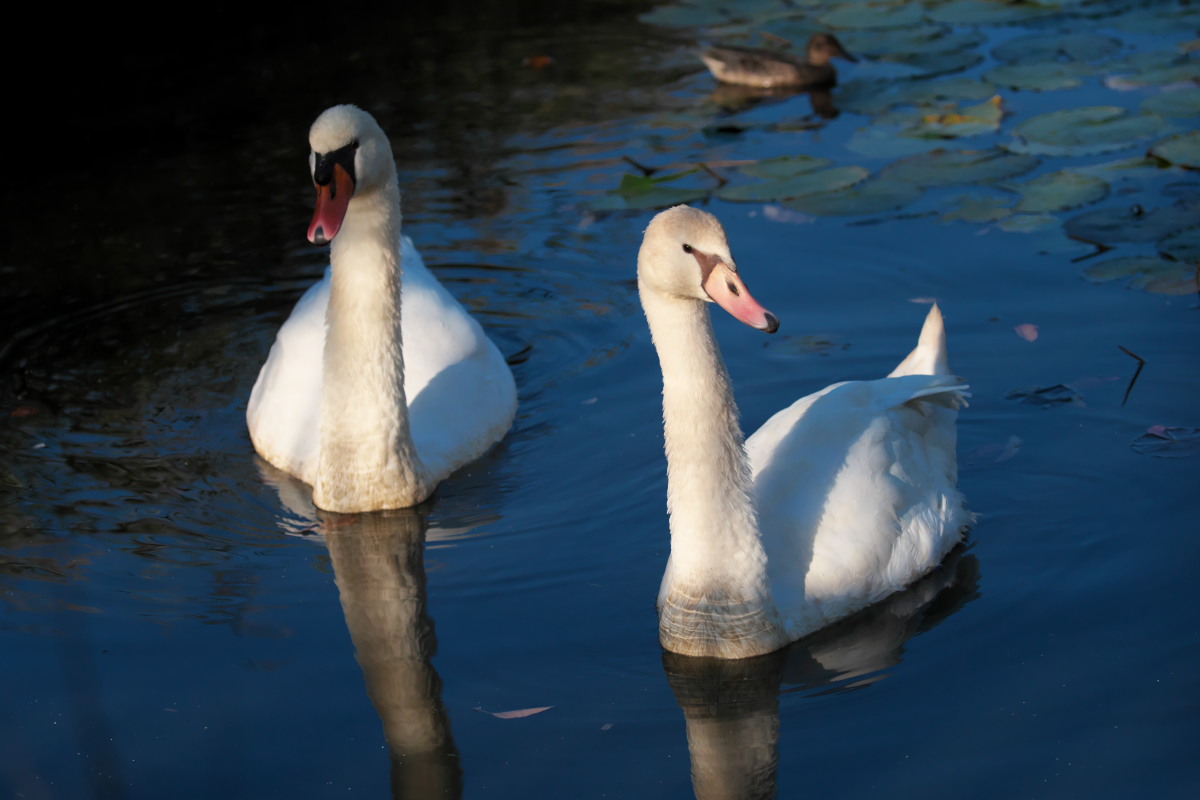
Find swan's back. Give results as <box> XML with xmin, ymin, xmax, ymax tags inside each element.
<box><xmin>746</xmin><ymin>305</ymin><xmax>970</xmax><ymax>639</ymax></box>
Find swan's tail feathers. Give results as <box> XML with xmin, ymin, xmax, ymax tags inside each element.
<box><xmin>889</xmin><ymin>303</ymin><xmax>950</xmax><ymax>378</ymax></box>
<box><xmin>905</xmin><ymin>374</ymin><xmax>970</xmax><ymax>411</ymax></box>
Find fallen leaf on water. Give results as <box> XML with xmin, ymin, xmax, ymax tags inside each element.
<box><xmin>10</xmin><ymin>406</ymin><xmax>39</xmax><ymax>418</ymax></box>
<box><xmin>475</xmin><ymin>706</ymin><xmax>554</xmax><ymax>719</ymax></box>
<box><xmin>1004</xmin><ymin>384</ymin><xmax>1085</xmax><ymax>407</ymax></box>
<box><xmin>1131</xmin><ymin>426</ymin><xmax>1200</xmax><ymax>458</ymax></box>
<box><xmin>523</xmin><ymin>55</ymin><xmax>554</xmax><ymax>70</ymax></box>
<box><xmin>1015</xmin><ymin>323</ymin><xmax>1039</xmax><ymax>342</ymax></box>
<box><xmin>761</xmin><ymin>205</ymin><xmax>816</xmax><ymax>225</ymax></box>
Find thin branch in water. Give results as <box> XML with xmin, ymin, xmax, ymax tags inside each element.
<box><xmin>1119</xmin><ymin>345</ymin><xmax>1145</xmax><ymax>407</ymax></box>
<box><xmin>698</xmin><ymin>162</ymin><xmax>729</xmax><ymax>188</ymax></box>
<box><xmin>622</xmin><ymin>155</ymin><xmax>657</xmax><ymax>177</ymax></box>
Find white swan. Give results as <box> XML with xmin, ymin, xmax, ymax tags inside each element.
<box><xmin>638</xmin><ymin>206</ymin><xmax>971</xmax><ymax>659</ymax></box>
<box><xmin>247</xmin><ymin>105</ymin><xmax>517</xmax><ymax>513</ymax></box>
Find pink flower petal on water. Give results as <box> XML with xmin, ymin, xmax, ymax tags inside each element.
<box><xmin>1015</xmin><ymin>323</ymin><xmax>1039</xmax><ymax>342</ymax></box>
<box><xmin>475</xmin><ymin>706</ymin><xmax>554</xmax><ymax>719</ymax></box>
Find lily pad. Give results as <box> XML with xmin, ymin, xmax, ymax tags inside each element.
<box><xmin>1065</xmin><ymin>200</ymin><xmax>1200</xmax><ymax>245</ymax></box>
<box><xmin>1149</xmin><ymin>131</ymin><xmax>1200</xmax><ymax>169</ymax></box>
<box><xmin>818</xmin><ymin>2</ymin><xmax>926</xmax><ymax>30</ymax></box>
<box><xmin>997</xmin><ymin>213</ymin><xmax>1059</xmax><ymax>233</ymax></box>
<box><xmin>1131</xmin><ymin>426</ymin><xmax>1200</xmax><ymax>458</ymax></box>
<box><xmin>739</xmin><ymin>155</ymin><xmax>833</xmax><ymax>179</ymax></box>
<box><xmin>891</xmin><ymin>50</ymin><xmax>986</xmax><ymax>77</ymax></box>
<box><xmin>992</xmin><ymin>32</ymin><xmax>1122</xmax><ymax>64</ymax></box>
<box><xmin>941</xmin><ymin>193</ymin><xmax>1014</xmax><ymax>223</ymax></box>
<box><xmin>884</xmin><ymin>148</ymin><xmax>1040</xmax><ymax>188</ymax></box>
<box><xmin>1142</xmin><ymin>87</ymin><xmax>1200</xmax><ymax>119</ymax></box>
<box><xmin>1010</xmin><ymin>106</ymin><xmax>1169</xmax><ymax>157</ymax></box>
<box><xmin>838</xmin><ymin>77</ymin><xmax>996</xmax><ymax>116</ymax></box>
<box><xmin>1160</xmin><ymin>226</ymin><xmax>1200</xmax><ymax>262</ymax></box>
<box><xmin>1105</xmin><ymin>51</ymin><xmax>1200</xmax><ymax>88</ymax></box>
<box><xmin>1013</xmin><ymin>170</ymin><xmax>1110</xmax><ymax>213</ymax></box>
<box><xmin>785</xmin><ymin>178</ymin><xmax>924</xmax><ymax>216</ymax></box>
<box><xmin>717</xmin><ymin>165</ymin><xmax>869</xmax><ymax>202</ymax></box>
<box><xmin>984</xmin><ymin>62</ymin><xmax>1099</xmax><ymax>92</ymax></box>
<box><xmin>927</xmin><ymin>0</ymin><xmax>1062</xmax><ymax>26</ymax></box>
<box><xmin>844</xmin><ymin>27</ymin><xmax>985</xmax><ymax>60</ymax></box>
<box><xmin>1082</xmin><ymin>256</ymin><xmax>1200</xmax><ymax>295</ymax></box>
<box><xmin>1004</xmin><ymin>384</ymin><xmax>1085</xmax><ymax>408</ymax></box>
<box><xmin>592</xmin><ymin>171</ymin><xmax>710</xmax><ymax>211</ymax></box>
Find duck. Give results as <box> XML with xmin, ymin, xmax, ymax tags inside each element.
<box><xmin>637</xmin><ymin>206</ymin><xmax>971</xmax><ymax>659</ymax></box>
<box><xmin>700</xmin><ymin>33</ymin><xmax>858</xmax><ymax>88</ymax></box>
<box><xmin>247</xmin><ymin>105</ymin><xmax>517</xmax><ymax>513</ymax></box>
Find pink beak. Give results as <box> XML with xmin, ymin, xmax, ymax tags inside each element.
<box><xmin>702</xmin><ymin>262</ymin><xmax>780</xmax><ymax>333</ymax></box>
<box><xmin>307</xmin><ymin>162</ymin><xmax>356</xmax><ymax>244</ymax></box>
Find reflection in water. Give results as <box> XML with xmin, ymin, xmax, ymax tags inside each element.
<box><xmin>325</xmin><ymin>510</ymin><xmax>463</xmax><ymax>799</ymax></box>
<box><xmin>663</xmin><ymin>549</ymin><xmax>980</xmax><ymax>800</ymax></box>
<box><xmin>708</xmin><ymin>84</ymin><xmax>841</xmax><ymax>122</ymax></box>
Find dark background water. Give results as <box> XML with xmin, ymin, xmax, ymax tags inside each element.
<box><xmin>3</xmin><ymin>1</ymin><xmax>1199</xmax><ymax>798</ymax></box>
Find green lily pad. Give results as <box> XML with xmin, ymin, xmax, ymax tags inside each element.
<box><xmin>1160</xmin><ymin>226</ymin><xmax>1200</xmax><ymax>262</ymax></box>
<box><xmin>717</xmin><ymin>165</ymin><xmax>869</xmax><ymax>202</ymax></box>
<box><xmin>984</xmin><ymin>62</ymin><xmax>1099</xmax><ymax>92</ymax></box>
<box><xmin>992</xmin><ymin>32</ymin><xmax>1122</xmax><ymax>64</ymax></box>
<box><xmin>592</xmin><ymin>171</ymin><xmax>711</xmax><ymax>211</ymax></box>
<box><xmin>1013</xmin><ymin>170</ymin><xmax>1110</xmax><ymax>213</ymax></box>
<box><xmin>884</xmin><ymin>148</ymin><xmax>1040</xmax><ymax>188</ymax></box>
<box><xmin>941</xmin><ymin>194</ymin><xmax>1014</xmax><ymax>223</ymax></box>
<box><xmin>1010</xmin><ymin>106</ymin><xmax>1169</xmax><ymax>157</ymax></box>
<box><xmin>784</xmin><ymin>178</ymin><xmax>924</xmax><ymax>216</ymax></box>
<box><xmin>838</xmin><ymin>76</ymin><xmax>996</xmax><ymax>116</ymax></box>
<box><xmin>1149</xmin><ymin>131</ymin><xmax>1200</xmax><ymax>169</ymax></box>
<box><xmin>1143</xmin><ymin>87</ymin><xmax>1200</xmax><ymax>119</ymax></box>
<box><xmin>739</xmin><ymin>155</ymin><xmax>833</xmax><ymax>179</ymax></box>
<box><xmin>818</xmin><ymin>2</ymin><xmax>925</xmax><ymax>30</ymax></box>
<box><xmin>844</xmin><ymin>27</ymin><xmax>984</xmax><ymax>60</ymax></box>
<box><xmin>1103</xmin><ymin>4</ymin><xmax>1200</xmax><ymax>35</ymax></box>
<box><xmin>1065</xmin><ymin>200</ymin><xmax>1200</xmax><ymax>245</ymax></box>
<box><xmin>997</xmin><ymin>213</ymin><xmax>1059</xmax><ymax>232</ymax></box>
<box><xmin>1082</xmin><ymin>256</ymin><xmax>1200</xmax><ymax>295</ymax></box>
<box><xmin>927</xmin><ymin>0</ymin><xmax>1062</xmax><ymax>26</ymax></box>
<box><xmin>640</xmin><ymin>2</ymin><xmax>736</xmax><ymax>28</ymax></box>
<box><xmin>892</xmin><ymin>50</ymin><xmax>986</xmax><ymax>77</ymax></box>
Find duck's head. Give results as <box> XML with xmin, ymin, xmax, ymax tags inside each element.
<box><xmin>807</xmin><ymin>33</ymin><xmax>857</xmax><ymax>67</ymax></box>
<box><xmin>306</xmin><ymin>104</ymin><xmax>396</xmax><ymax>244</ymax></box>
<box><xmin>638</xmin><ymin>205</ymin><xmax>779</xmax><ymax>334</ymax></box>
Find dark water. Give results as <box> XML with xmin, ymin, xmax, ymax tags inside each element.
<box><xmin>3</xmin><ymin>1</ymin><xmax>1198</xmax><ymax>798</ymax></box>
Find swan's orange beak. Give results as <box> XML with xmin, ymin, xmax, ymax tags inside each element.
<box><xmin>307</xmin><ymin>162</ymin><xmax>355</xmax><ymax>244</ymax></box>
<box><xmin>702</xmin><ymin>262</ymin><xmax>780</xmax><ymax>333</ymax></box>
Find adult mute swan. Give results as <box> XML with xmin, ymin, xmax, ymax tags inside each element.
<box><xmin>247</xmin><ymin>105</ymin><xmax>517</xmax><ymax>513</ymax></box>
<box><xmin>638</xmin><ymin>206</ymin><xmax>971</xmax><ymax>659</ymax></box>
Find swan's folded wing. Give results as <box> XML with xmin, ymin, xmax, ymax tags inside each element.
<box><xmin>747</xmin><ymin>374</ymin><xmax>969</xmax><ymax>638</ymax></box>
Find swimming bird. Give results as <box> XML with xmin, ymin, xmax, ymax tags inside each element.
<box><xmin>247</xmin><ymin>105</ymin><xmax>517</xmax><ymax>513</ymax></box>
<box><xmin>700</xmin><ymin>33</ymin><xmax>858</xmax><ymax>88</ymax></box>
<box><xmin>638</xmin><ymin>206</ymin><xmax>970</xmax><ymax>659</ymax></box>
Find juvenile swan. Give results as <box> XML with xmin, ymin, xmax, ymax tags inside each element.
<box><xmin>248</xmin><ymin>105</ymin><xmax>517</xmax><ymax>513</ymax></box>
<box><xmin>638</xmin><ymin>206</ymin><xmax>970</xmax><ymax>658</ymax></box>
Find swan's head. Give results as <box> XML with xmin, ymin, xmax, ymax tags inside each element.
<box><xmin>306</xmin><ymin>104</ymin><xmax>396</xmax><ymax>244</ymax></box>
<box><xmin>638</xmin><ymin>205</ymin><xmax>779</xmax><ymax>333</ymax></box>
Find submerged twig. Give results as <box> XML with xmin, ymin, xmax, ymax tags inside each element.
<box><xmin>622</xmin><ymin>155</ymin><xmax>657</xmax><ymax>177</ymax></box>
<box><xmin>1119</xmin><ymin>345</ymin><xmax>1145</xmax><ymax>407</ymax></box>
<box><xmin>697</xmin><ymin>162</ymin><xmax>729</xmax><ymax>188</ymax></box>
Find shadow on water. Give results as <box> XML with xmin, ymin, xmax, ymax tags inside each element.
<box><xmin>663</xmin><ymin>547</ymin><xmax>980</xmax><ymax>800</ymax></box>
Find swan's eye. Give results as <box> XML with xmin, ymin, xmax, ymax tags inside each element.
<box><xmin>352</xmin><ymin>139</ymin><xmax>360</xmax><ymax>150</ymax></box>
<box><xmin>682</xmin><ymin>243</ymin><xmax>693</xmax><ymax>254</ymax></box>
<box><xmin>726</xmin><ymin>280</ymin><xmax>739</xmax><ymax>296</ymax></box>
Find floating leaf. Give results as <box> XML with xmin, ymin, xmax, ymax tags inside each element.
<box><xmin>1014</xmin><ymin>323</ymin><xmax>1039</xmax><ymax>342</ymax></box>
<box><xmin>875</xmin><ymin>96</ymin><xmax>1006</xmax><ymax>139</ymax></box>
<box><xmin>818</xmin><ymin>2</ymin><xmax>925</xmax><ymax>30</ymax></box>
<box><xmin>739</xmin><ymin>155</ymin><xmax>833</xmax><ymax>179</ymax></box>
<box><xmin>1105</xmin><ymin>51</ymin><xmax>1200</xmax><ymax>88</ymax></box>
<box><xmin>1010</xmin><ymin>106</ymin><xmax>1168</xmax><ymax>157</ymax></box>
<box><xmin>941</xmin><ymin>193</ymin><xmax>1013</xmax><ymax>223</ymax></box>
<box><xmin>845</xmin><ymin>27</ymin><xmax>985</xmax><ymax>60</ymax></box>
<box><xmin>475</xmin><ymin>706</ymin><xmax>554</xmax><ymax>719</ymax></box>
<box><xmin>964</xmin><ymin>434</ymin><xmax>1023</xmax><ymax>466</ymax></box>
<box><xmin>1082</xmin><ymin>256</ymin><xmax>1200</xmax><ymax>295</ymax></box>
<box><xmin>927</xmin><ymin>0</ymin><xmax>1062</xmax><ymax>25</ymax></box>
<box><xmin>1142</xmin><ymin>87</ymin><xmax>1200</xmax><ymax>119</ymax></box>
<box><xmin>984</xmin><ymin>62</ymin><xmax>1099</xmax><ymax>92</ymax></box>
<box><xmin>1149</xmin><ymin>131</ymin><xmax>1200</xmax><ymax>169</ymax></box>
<box><xmin>893</xmin><ymin>50</ymin><xmax>986</xmax><ymax>77</ymax></box>
<box><xmin>1014</xmin><ymin>170</ymin><xmax>1110</xmax><ymax>213</ymax></box>
<box><xmin>1065</xmin><ymin>200</ymin><xmax>1200</xmax><ymax>245</ymax></box>
<box><xmin>1160</xmin><ymin>226</ymin><xmax>1200</xmax><ymax>262</ymax></box>
<box><xmin>1004</xmin><ymin>384</ymin><xmax>1085</xmax><ymax>408</ymax></box>
<box><xmin>592</xmin><ymin>171</ymin><xmax>710</xmax><ymax>211</ymax></box>
<box><xmin>785</xmin><ymin>178</ymin><xmax>924</xmax><ymax>216</ymax></box>
<box><xmin>1131</xmin><ymin>426</ymin><xmax>1200</xmax><ymax>458</ymax></box>
<box><xmin>718</xmin><ymin>165</ymin><xmax>868</xmax><ymax>202</ymax></box>
<box><xmin>884</xmin><ymin>148</ymin><xmax>1040</xmax><ymax>187</ymax></box>
<box><xmin>838</xmin><ymin>76</ymin><xmax>995</xmax><ymax>115</ymax></box>
<box><xmin>992</xmin><ymin>32</ymin><xmax>1122</xmax><ymax>64</ymax></box>
<box><xmin>997</xmin><ymin>213</ymin><xmax>1058</xmax><ymax>232</ymax></box>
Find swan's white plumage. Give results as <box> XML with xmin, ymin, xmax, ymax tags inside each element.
<box><xmin>640</xmin><ymin>206</ymin><xmax>970</xmax><ymax>659</ymax></box>
<box><xmin>247</xmin><ymin>105</ymin><xmax>516</xmax><ymax>512</ymax></box>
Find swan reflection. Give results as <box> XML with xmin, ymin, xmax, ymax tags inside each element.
<box><xmin>663</xmin><ymin>548</ymin><xmax>980</xmax><ymax>800</ymax></box>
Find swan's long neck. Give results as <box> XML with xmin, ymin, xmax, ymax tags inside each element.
<box><xmin>314</xmin><ymin>179</ymin><xmax>430</xmax><ymax>512</ymax></box>
<box><xmin>640</xmin><ymin>283</ymin><xmax>784</xmax><ymax>658</ymax></box>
